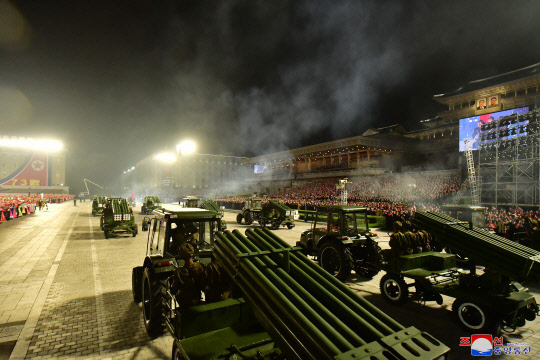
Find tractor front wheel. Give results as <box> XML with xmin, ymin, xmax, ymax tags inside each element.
<box><xmin>287</xmin><ymin>223</ymin><xmax>293</xmax><ymax>229</ymax></box>
<box><xmin>318</xmin><ymin>242</ymin><xmax>353</xmax><ymax>281</ymax></box>
<box><xmin>236</xmin><ymin>214</ymin><xmax>243</xmax><ymax>224</ymax></box>
<box><xmin>380</xmin><ymin>274</ymin><xmax>409</xmax><ymax>305</ymax></box>
<box><xmin>271</xmin><ymin>221</ymin><xmax>280</xmax><ymax>230</ymax></box>
<box><xmin>142</xmin><ymin>267</ymin><xmax>164</xmax><ymax>338</ymax></box>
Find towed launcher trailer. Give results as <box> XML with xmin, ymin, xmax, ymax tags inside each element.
<box><xmin>141</xmin><ymin>196</ymin><xmax>162</xmax><ymax>215</ymax></box>
<box><xmin>132</xmin><ymin>205</ymin><xmax>449</xmax><ymax>359</ymax></box>
<box><xmin>379</xmin><ymin>211</ymin><xmax>540</xmax><ymax>333</ymax></box>
<box><xmin>91</xmin><ymin>195</ymin><xmax>107</xmax><ymax>216</ymax></box>
<box><xmin>259</xmin><ymin>200</ymin><xmax>298</xmax><ymax>230</ymax></box>
<box><xmin>100</xmin><ymin>197</ymin><xmax>137</xmax><ymax>238</ymax></box>
<box><xmin>200</xmin><ymin>199</ymin><xmax>227</xmax><ymax>231</ymax></box>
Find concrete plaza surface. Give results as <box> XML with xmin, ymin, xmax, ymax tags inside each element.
<box><xmin>0</xmin><ymin>202</ymin><xmax>538</xmax><ymax>359</ymax></box>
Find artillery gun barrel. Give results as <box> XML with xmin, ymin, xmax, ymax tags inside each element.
<box><xmin>414</xmin><ymin>211</ymin><xmax>540</xmax><ymax>281</ymax></box>
<box><xmin>214</xmin><ymin>228</ymin><xmax>449</xmax><ymax>360</ymax></box>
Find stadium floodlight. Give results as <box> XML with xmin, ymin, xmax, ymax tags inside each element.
<box><xmin>0</xmin><ymin>137</ymin><xmax>63</xmax><ymax>152</ymax></box>
<box><xmin>154</xmin><ymin>153</ymin><xmax>176</xmax><ymax>162</ymax></box>
<box><xmin>176</xmin><ymin>140</ymin><xmax>196</xmax><ymax>155</ymax></box>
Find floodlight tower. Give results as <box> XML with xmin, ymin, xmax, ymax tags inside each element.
<box><xmin>336</xmin><ymin>178</ymin><xmax>349</xmax><ymax>205</ymax></box>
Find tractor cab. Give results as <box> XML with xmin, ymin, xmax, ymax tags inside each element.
<box><xmin>310</xmin><ymin>206</ymin><xmax>372</xmax><ymax>242</ymax></box>
<box><xmin>144</xmin><ymin>206</ymin><xmax>221</xmax><ymax>264</ymax></box>
<box><xmin>246</xmin><ymin>198</ymin><xmax>262</xmax><ymax>210</ymax></box>
<box><xmin>183</xmin><ymin>197</ymin><xmax>202</xmax><ymax>208</ymax></box>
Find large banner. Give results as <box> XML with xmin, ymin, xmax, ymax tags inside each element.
<box><xmin>1</xmin><ymin>152</ymin><xmax>48</xmax><ymax>186</ymax></box>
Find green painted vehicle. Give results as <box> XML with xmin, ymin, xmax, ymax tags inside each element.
<box><xmin>141</xmin><ymin>196</ymin><xmax>162</xmax><ymax>215</ymax></box>
<box><xmin>91</xmin><ymin>195</ymin><xmax>107</xmax><ymax>216</ymax></box>
<box><xmin>200</xmin><ymin>199</ymin><xmax>227</xmax><ymax>231</ymax></box>
<box><xmin>100</xmin><ymin>198</ymin><xmax>137</xmax><ymax>238</ymax></box>
<box><xmin>297</xmin><ymin>206</ymin><xmax>381</xmax><ymax>280</ymax></box>
<box><xmin>236</xmin><ymin>198</ymin><xmax>263</xmax><ymax>225</ymax></box>
<box><xmin>259</xmin><ymin>200</ymin><xmax>298</xmax><ymax>230</ymax></box>
<box><xmin>379</xmin><ymin>211</ymin><xmax>540</xmax><ymax>333</ymax></box>
<box><xmin>132</xmin><ymin>208</ymin><xmax>450</xmax><ymax>360</ymax></box>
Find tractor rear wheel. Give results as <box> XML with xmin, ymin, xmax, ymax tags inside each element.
<box><xmin>104</xmin><ymin>230</ymin><xmax>109</xmax><ymax>239</ymax></box>
<box><xmin>100</xmin><ymin>217</ymin><xmax>104</xmax><ymax>231</ymax></box>
<box><xmin>132</xmin><ymin>267</ymin><xmax>143</xmax><ymax>303</ymax></box>
<box><xmin>142</xmin><ymin>267</ymin><xmax>164</xmax><ymax>338</ymax></box>
<box><xmin>236</xmin><ymin>214</ymin><xmax>243</xmax><ymax>224</ymax></box>
<box><xmin>380</xmin><ymin>274</ymin><xmax>409</xmax><ymax>305</ymax></box>
<box><xmin>318</xmin><ymin>242</ymin><xmax>353</xmax><ymax>281</ymax></box>
<box><xmin>244</xmin><ymin>211</ymin><xmax>253</xmax><ymax>225</ymax></box>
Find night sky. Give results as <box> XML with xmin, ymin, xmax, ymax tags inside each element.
<box><xmin>0</xmin><ymin>0</ymin><xmax>539</xmax><ymax>192</ymax></box>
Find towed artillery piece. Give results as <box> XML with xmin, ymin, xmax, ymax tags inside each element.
<box><xmin>141</xmin><ymin>196</ymin><xmax>162</xmax><ymax>215</ymax></box>
<box><xmin>91</xmin><ymin>195</ymin><xmax>107</xmax><ymax>216</ymax></box>
<box><xmin>100</xmin><ymin>197</ymin><xmax>137</xmax><ymax>238</ymax></box>
<box><xmin>132</xmin><ymin>204</ymin><xmax>449</xmax><ymax>359</ymax></box>
<box><xmin>379</xmin><ymin>211</ymin><xmax>540</xmax><ymax>333</ymax></box>
<box><xmin>297</xmin><ymin>206</ymin><xmax>381</xmax><ymax>280</ymax></box>
<box><xmin>258</xmin><ymin>200</ymin><xmax>298</xmax><ymax>230</ymax></box>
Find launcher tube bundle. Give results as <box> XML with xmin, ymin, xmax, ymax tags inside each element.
<box><xmin>214</xmin><ymin>227</ymin><xmax>449</xmax><ymax>360</ymax></box>
<box><xmin>413</xmin><ymin>211</ymin><xmax>540</xmax><ymax>281</ymax></box>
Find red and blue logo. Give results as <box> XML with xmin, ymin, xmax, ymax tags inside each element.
<box><xmin>460</xmin><ymin>334</ymin><xmax>503</xmax><ymax>356</ymax></box>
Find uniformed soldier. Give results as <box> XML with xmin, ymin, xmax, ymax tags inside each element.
<box><xmin>418</xmin><ymin>229</ymin><xmax>432</xmax><ymax>252</ymax></box>
<box><xmin>171</xmin><ymin>244</ymin><xmax>206</xmax><ymax>307</ymax></box>
<box><xmin>389</xmin><ymin>221</ymin><xmax>405</xmax><ymax>257</ymax></box>
<box><xmin>403</xmin><ymin>221</ymin><xmax>421</xmax><ymax>254</ymax></box>
<box><xmin>205</xmin><ymin>255</ymin><xmax>231</xmax><ymax>302</ymax></box>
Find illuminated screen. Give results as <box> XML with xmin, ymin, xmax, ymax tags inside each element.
<box><xmin>458</xmin><ymin>107</ymin><xmax>529</xmax><ymax>151</ymax></box>
<box><xmin>254</xmin><ymin>165</ymin><xmax>267</xmax><ymax>174</ymax></box>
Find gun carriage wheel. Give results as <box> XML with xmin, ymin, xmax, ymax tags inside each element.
<box><xmin>380</xmin><ymin>274</ymin><xmax>409</xmax><ymax>305</ymax></box>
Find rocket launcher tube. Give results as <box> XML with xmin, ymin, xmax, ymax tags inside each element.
<box><xmin>235</xmin><ymin>230</ymin><xmax>366</xmax><ymax>347</ymax></box>
<box><xmin>244</xmin><ymin>228</ymin><xmax>389</xmax><ymax>340</ymax></box>
<box><xmin>214</xmin><ymin>232</ymin><xmax>342</xmax><ymax>358</ymax></box>
<box><xmin>226</xmin><ymin>230</ymin><xmax>357</xmax><ymax>351</ymax></box>
<box><xmin>257</xmin><ymin>227</ymin><xmax>405</xmax><ymax>332</ymax></box>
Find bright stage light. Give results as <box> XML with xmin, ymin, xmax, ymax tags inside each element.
<box><xmin>154</xmin><ymin>153</ymin><xmax>176</xmax><ymax>162</ymax></box>
<box><xmin>176</xmin><ymin>140</ymin><xmax>196</xmax><ymax>155</ymax></box>
<box><xmin>0</xmin><ymin>137</ymin><xmax>63</xmax><ymax>152</ymax></box>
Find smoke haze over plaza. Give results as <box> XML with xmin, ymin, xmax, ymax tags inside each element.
<box><xmin>0</xmin><ymin>0</ymin><xmax>539</xmax><ymax>192</ymax></box>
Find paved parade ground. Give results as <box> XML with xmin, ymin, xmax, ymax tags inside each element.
<box><xmin>1</xmin><ymin>202</ymin><xmax>540</xmax><ymax>359</ymax></box>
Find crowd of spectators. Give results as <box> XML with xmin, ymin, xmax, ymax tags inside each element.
<box><xmin>485</xmin><ymin>207</ymin><xmax>540</xmax><ymax>244</ymax></box>
<box><xmin>0</xmin><ymin>194</ymin><xmax>74</xmax><ymax>222</ymax></box>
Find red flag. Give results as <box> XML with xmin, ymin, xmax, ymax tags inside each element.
<box><xmin>131</xmin><ymin>193</ymin><xmax>135</xmax><ymax>201</ymax></box>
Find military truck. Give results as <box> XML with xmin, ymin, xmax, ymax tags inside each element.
<box><xmin>91</xmin><ymin>195</ymin><xmax>107</xmax><ymax>216</ymax></box>
<box><xmin>236</xmin><ymin>198</ymin><xmax>263</xmax><ymax>225</ymax></box>
<box><xmin>379</xmin><ymin>211</ymin><xmax>539</xmax><ymax>333</ymax></box>
<box><xmin>297</xmin><ymin>206</ymin><xmax>381</xmax><ymax>280</ymax></box>
<box><xmin>131</xmin><ymin>205</ymin><xmax>223</xmax><ymax>337</ymax></box>
<box><xmin>259</xmin><ymin>200</ymin><xmax>298</xmax><ymax>230</ymax></box>
<box><xmin>132</xmin><ymin>218</ymin><xmax>450</xmax><ymax>359</ymax></box>
<box><xmin>100</xmin><ymin>198</ymin><xmax>138</xmax><ymax>238</ymax></box>
<box><xmin>141</xmin><ymin>196</ymin><xmax>162</xmax><ymax>215</ymax></box>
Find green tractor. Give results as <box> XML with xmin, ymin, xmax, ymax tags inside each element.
<box><xmin>100</xmin><ymin>197</ymin><xmax>138</xmax><ymax>239</ymax></box>
<box><xmin>132</xmin><ymin>205</ymin><xmax>223</xmax><ymax>338</ymax></box>
<box><xmin>141</xmin><ymin>196</ymin><xmax>162</xmax><ymax>215</ymax></box>
<box><xmin>379</xmin><ymin>211</ymin><xmax>539</xmax><ymax>333</ymax></box>
<box><xmin>91</xmin><ymin>195</ymin><xmax>107</xmax><ymax>216</ymax></box>
<box><xmin>236</xmin><ymin>198</ymin><xmax>263</xmax><ymax>225</ymax></box>
<box><xmin>259</xmin><ymin>200</ymin><xmax>297</xmax><ymax>230</ymax></box>
<box><xmin>297</xmin><ymin>206</ymin><xmax>381</xmax><ymax>280</ymax></box>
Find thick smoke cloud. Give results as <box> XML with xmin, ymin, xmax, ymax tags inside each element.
<box><xmin>2</xmin><ymin>0</ymin><xmax>540</xmax><ymax>192</ymax></box>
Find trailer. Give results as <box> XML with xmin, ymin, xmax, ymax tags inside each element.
<box><xmin>259</xmin><ymin>200</ymin><xmax>298</xmax><ymax>230</ymax></box>
<box><xmin>141</xmin><ymin>196</ymin><xmax>162</xmax><ymax>215</ymax></box>
<box><xmin>91</xmin><ymin>195</ymin><xmax>107</xmax><ymax>216</ymax></box>
<box><xmin>379</xmin><ymin>211</ymin><xmax>540</xmax><ymax>333</ymax></box>
<box><xmin>132</xmin><ymin>209</ymin><xmax>450</xmax><ymax>359</ymax></box>
<box><xmin>100</xmin><ymin>197</ymin><xmax>137</xmax><ymax>238</ymax></box>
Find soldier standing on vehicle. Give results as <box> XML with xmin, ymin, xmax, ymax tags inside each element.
<box><xmin>389</xmin><ymin>221</ymin><xmax>405</xmax><ymax>257</ymax></box>
<box><xmin>171</xmin><ymin>244</ymin><xmax>206</xmax><ymax>307</ymax></box>
<box><xmin>403</xmin><ymin>221</ymin><xmax>421</xmax><ymax>254</ymax></box>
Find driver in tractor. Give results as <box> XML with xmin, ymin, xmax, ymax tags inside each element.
<box><xmin>329</xmin><ymin>217</ymin><xmax>340</xmax><ymax>233</ymax></box>
<box><xmin>170</xmin><ymin>222</ymin><xmax>199</xmax><ymax>255</ymax></box>
<box><xmin>171</xmin><ymin>244</ymin><xmax>206</xmax><ymax>307</ymax></box>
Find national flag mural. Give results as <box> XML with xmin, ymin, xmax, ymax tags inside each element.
<box><xmin>1</xmin><ymin>153</ymin><xmax>48</xmax><ymax>186</ymax></box>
